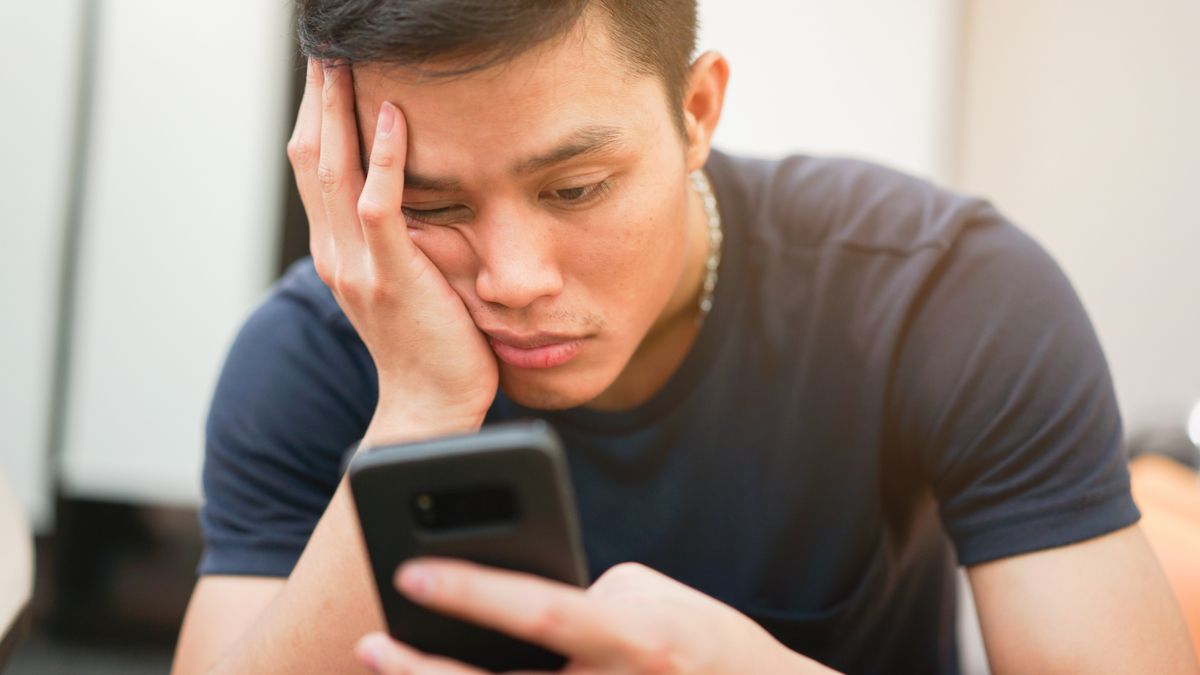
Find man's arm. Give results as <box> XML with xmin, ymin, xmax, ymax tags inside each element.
<box><xmin>969</xmin><ymin>524</ymin><xmax>1198</xmax><ymax>674</ymax></box>
<box><xmin>175</xmin><ymin>430</ymin><xmax>491</xmax><ymax>671</ymax></box>
<box><xmin>172</xmin><ymin>577</ymin><xmax>284</xmax><ymax>674</ymax></box>
<box><xmin>173</xmin><ymin>480</ymin><xmax>382</xmax><ymax>674</ymax></box>
<box><xmin>175</xmin><ymin>401</ymin><xmax>478</xmax><ymax>674</ymax></box>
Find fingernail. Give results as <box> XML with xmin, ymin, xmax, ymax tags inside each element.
<box><xmin>397</xmin><ymin>562</ymin><xmax>436</xmax><ymax>599</ymax></box>
<box><xmin>377</xmin><ymin>102</ymin><xmax>396</xmax><ymax>138</ymax></box>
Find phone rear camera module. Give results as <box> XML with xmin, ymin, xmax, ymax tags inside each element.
<box><xmin>411</xmin><ymin>484</ymin><xmax>519</xmax><ymax>532</ymax></box>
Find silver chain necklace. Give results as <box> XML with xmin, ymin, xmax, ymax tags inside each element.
<box><xmin>690</xmin><ymin>169</ymin><xmax>723</xmax><ymax>325</ymax></box>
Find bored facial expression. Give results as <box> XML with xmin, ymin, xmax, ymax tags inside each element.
<box><xmin>352</xmin><ymin>17</ymin><xmax>695</xmax><ymax>410</ymax></box>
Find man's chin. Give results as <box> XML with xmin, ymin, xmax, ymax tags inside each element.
<box><xmin>498</xmin><ymin>371</ymin><xmax>605</xmax><ymax>412</ymax></box>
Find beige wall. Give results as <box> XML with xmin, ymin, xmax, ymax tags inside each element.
<box><xmin>957</xmin><ymin>0</ymin><xmax>1200</xmax><ymax>431</ymax></box>
<box><xmin>700</xmin><ymin>0</ymin><xmax>964</xmax><ymax>181</ymax></box>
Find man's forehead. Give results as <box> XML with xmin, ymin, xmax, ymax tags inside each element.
<box><xmin>353</xmin><ymin>67</ymin><xmax>654</xmax><ymax>184</ymax></box>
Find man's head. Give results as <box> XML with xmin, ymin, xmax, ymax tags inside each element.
<box><xmin>297</xmin><ymin>0</ymin><xmax>729</xmax><ymax>411</ymax></box>
<box><xmin>298</xmin><ymin>0</ymin><xmax>698</xmax><ymax>137</ymax></box>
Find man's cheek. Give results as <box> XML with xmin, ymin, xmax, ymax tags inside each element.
<box><xmin>409</xmin><ymin>227</ymin><xmax>479</xmax><ymax>300</ymax></box>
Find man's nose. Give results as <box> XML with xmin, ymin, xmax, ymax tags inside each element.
<box><xmin>473</xmin><ymin>211</ymin><xmax>565</xmax><ymax>309</ymax></box>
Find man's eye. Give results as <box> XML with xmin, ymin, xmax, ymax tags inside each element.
<box><xmin>546</xmin><ymin>180</ymin><xmax>609</xmax><ymax>206</ymax></box>
<box><xmin>402</xmin><ymin>205</ymin><xmax>465</xmax><ymax>225</ymax></box>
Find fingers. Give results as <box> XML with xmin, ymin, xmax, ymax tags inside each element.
<box><xmin>355</xmin><ymin>633</ymin><xmax>488</xmax><ymax>675</ymax></box>
<box><xmin>318</xmin><ymin>60</ymin><xmax>366</xmax><ymax>259</ymax></box>
<box><xmin>287</xmin><ymin>59</ymin><xmax>332</xmax><ymax>274</ymax></box>
<box><xmin>358</xmin><ymin>100</ymin><xmax>411</xmax><ymax>272</ymax></box>
<box><xmin>395</xmin><ymin>558</ymin><xmax>643</xmax><ymax>665</ymax></box>
<box><xmin>291</xmin><ymin>58</ymin><xmax>409</xmax><ymax>287</ymax></box>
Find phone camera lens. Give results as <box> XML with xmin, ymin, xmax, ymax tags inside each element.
<box><xmin>413</xmin><ymin>493</ymin><xmax>437</xmax><ymax>528</ymax></box>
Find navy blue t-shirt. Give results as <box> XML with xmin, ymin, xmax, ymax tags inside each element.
<box><xmin>198</xmin><ymin>150</ymin><xmax>1139</xmax><ymax>674</ymax></box>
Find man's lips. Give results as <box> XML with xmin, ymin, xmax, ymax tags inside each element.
<box><xmin>483</xmin><ymin>329</ymin><xmax>588</xmax><ymax>369</ymax></box>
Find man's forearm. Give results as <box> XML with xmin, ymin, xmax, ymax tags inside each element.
<box><xmin>207</xmin><ymin>481</ymin><xmax>381</xmax><ymax>674</ymax></box>
<box><xmin>208</xmin><ymin>415</ymin><xmax>481</xmax><ymax>674</ymax></box>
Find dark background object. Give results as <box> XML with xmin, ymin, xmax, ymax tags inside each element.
<box><xmin>278</xmin><ymin>48</ymin><xmax>313</xmax><ymax>276</ymax></box>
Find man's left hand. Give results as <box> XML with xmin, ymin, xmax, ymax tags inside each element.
<box><xmin>354</xmin><ymin>558</ymin><xmax>835</xmax><ymax>674</ymax></box>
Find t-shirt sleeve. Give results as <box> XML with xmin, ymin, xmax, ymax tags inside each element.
<box><xmin>889</xmin><ymin>207</ymin><xmax>1140</xmax><ymax>567</ymax></box>
<box><xmin>198</xmin><ymin>280</ymin><xmax>375</xmax><ymax>577</ymax></box>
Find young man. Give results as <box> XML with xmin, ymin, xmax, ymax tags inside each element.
<box><xmin>173</xmin><ymin>1</ymin><xmax>1197</xmax><ymax>673</ymax></box>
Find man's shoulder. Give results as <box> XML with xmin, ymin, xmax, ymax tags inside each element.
<box><xmin>211</xmin><ymin>257</ymin><xmax>369</xmax><ymax>413</ymax></box>
<box><xmin>205</xmin><ymin>257</ymin><xmax>367</xmax><ymax>426</ymax></box>
<box><xmin>710</xmin><ymin>149</ymin><xmax>995</xmax><ymax>258</ymax></box>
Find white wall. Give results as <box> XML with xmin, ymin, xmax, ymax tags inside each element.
<box><xmin>957</xmin><ymin>0</ymin><xmax>1200</xmax><ymax>432</ymax></box>
<box><xmin>0</xmin><ymin>0</ymin><xmax>83</xmax><ymax>530</ymax></box>
<box><xmin>56</xmin><ymin>0</ymin><xmax>294</xmax><ymax>506</ymax></box>
<box><xmin>699</xmin><ymin>0</ymin><xmax>965</xmax><ymax>181</ymax></box>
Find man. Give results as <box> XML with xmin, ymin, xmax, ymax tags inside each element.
<box><xmin>172</xmin><ymin>1</ymin><xmax>1197</xmax><ymax>673</ymax></box>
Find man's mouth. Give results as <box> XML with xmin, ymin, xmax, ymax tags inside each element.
<box><xmin>482</xmin><ymin>329</ymin><xmax>588</xmax><ymax>369</ymax></box>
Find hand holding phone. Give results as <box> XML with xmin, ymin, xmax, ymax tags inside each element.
<box><xmin>349</xmin><ymin>420</ymin><xmax>589</xmax><ymax>671</ymax></box>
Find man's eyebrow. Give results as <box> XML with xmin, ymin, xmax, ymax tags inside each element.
<box><xmin>510</xmin><ymin>125</ymin><xmax>626</xmax><ymax>175</ymax></box>
<box><xmin>357</xmin><ymin>135</ymin><xmax>465</xmax><ymax>193</ymax></box>
<box><xmin>403</xmin><ymin>171</ymin><xmax>464</xmax><ymax>193</ymax></box>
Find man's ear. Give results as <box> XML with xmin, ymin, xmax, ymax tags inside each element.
<box><xmin>682</xmin><ymin>51</ymin><xmax>730</xmax><ymax>173</ymax></box>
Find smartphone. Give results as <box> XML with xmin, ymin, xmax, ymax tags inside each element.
<box><xmin>348</xmin><ymin>419</ymin><xmax>589</xmax><ymax>672</ymax></box>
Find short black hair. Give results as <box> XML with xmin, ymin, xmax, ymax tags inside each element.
<box><xmin>297</xmin><ymin>0</ymin><xmax>698</xmax><ymax>135</ymax></box>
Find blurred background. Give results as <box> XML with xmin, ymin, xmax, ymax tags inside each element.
<box><xmin>1</xmin><ymin>0</ymin><xmax>1197</xmax><ymax>673</ymax></box>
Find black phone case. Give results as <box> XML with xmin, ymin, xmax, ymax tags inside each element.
<box><xmin>348</xmin><ymin>420</ymin><xmax>588</xmax><ymax>672</ymax></box>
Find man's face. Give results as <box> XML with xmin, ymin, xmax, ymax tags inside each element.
<box><xmin>353</xmin><ymin>18</ymin><xmax>700</xmax><ymax>411</ymax></box>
